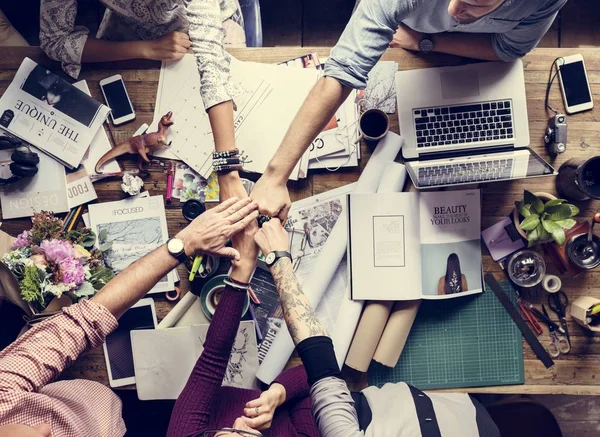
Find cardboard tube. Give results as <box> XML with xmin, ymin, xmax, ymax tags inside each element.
<box><xmin>345</xmin><ymin>301</ymin><xmax>394</xmax><ymax>371</ymax></box>
<box><xmin>372</xmin><ymin>299</ymin><xmax>421</xmax><ymax>367</ymax></box>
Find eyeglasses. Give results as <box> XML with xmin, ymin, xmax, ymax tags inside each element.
<box><xmin>202</xmin><ymin>429</ymin><xmax>263</xmax><ymax>437</ymax></box>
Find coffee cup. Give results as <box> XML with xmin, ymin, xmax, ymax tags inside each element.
<box><xmin>359</xmin><ymin>109</ymin><xmax>390</xmax><ymax>142</ymax></box>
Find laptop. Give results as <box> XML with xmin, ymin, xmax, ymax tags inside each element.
<box><xmin>396</xmin><ymin>60</ymin><xmax>556</xmax><ymax>189</ymax></box>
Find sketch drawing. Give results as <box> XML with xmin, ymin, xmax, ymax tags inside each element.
<box><xmin>360</xmin><ymin>61</ymin><xmax>398</xmax><ymax>114</ymax></box>
<box><xmin>98</xmin><ymin>217</ymin><xmax>165</xmax><ymax>281</ymax></box>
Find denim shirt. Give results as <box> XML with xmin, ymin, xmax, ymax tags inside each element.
<box><xmin>325</xmin><ymin>0</ymin><xmax>567</xmax><ymax>89</ymax></box>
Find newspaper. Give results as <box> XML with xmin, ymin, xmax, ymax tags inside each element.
<box><xmin>0</xmin><ymin>58</ymin><xmax>110</xmax><ymax>169</ymax></box>
<box><xmin>254</xmin><ymin>183</ymin><xmax>355</xmax><ymax>367</ymax></box>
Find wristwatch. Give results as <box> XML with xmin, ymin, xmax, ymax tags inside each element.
<box><xmin>418</xmin><ymin>35</ymin><xmax>434</xmax><ymax>53</ymax></box>
<box><xmin>166</xmin><ymin>238</ymin><xmax>188</xmax><ymax>263</ymax></box>
<box><xmin>265</xmin><ymin>251</ymin><xmax>292</xmax><ymax>267</ymax></box>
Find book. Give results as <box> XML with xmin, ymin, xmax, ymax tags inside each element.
<box><xmin>0</xmin><ymin>58</ymin><xmax>110</xmax><ymax>169</ymax></box>
<box><xmin>0</xmin><ymin>147</ymin><xmax>68</xmax><ymax>219</ymax></box>
<box><xmin>88</xmin><ymin>195</ymin><xmax>175</xmax><ymax>294</ymax></box>
<box><xmin>347</xmin><ymin>189</ymin><xmax>483</xmax><ymax>300</ymax></box>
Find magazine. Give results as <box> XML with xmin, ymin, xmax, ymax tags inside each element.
<box><xmin>88</xmin><ymin>195</ymin><xmax>175</xmax><ymax>294</ymax></box>
<box><xmin>0</xmin><ymin>147</ymin><xmax>68</xmax><ymax>219</ymax></box>
<box><xmin>0</xmin><ymin>58</ymin><xmax>110</xmax><ymax>169</ymax></box>
<box><xmin>347</xmin><ymin>189</ymin><xmax>482</xmax><ymax>300</ymax></box>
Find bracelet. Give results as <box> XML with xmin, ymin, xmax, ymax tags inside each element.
<box><xmin>214</xmin><ymin>164</ymin><xmax>244</xmax><ymax>174</ymax></box>
<box><xmin>213</xmin><ymin>148</ymin><xmax>240</xmax><ymax>159</ymax></box>
<box><xmin>213</xmin><ymin>157</ymin><xmax>242</xmax><ymax>166</ymax></box>
<box><xmin>223</xmin><ymin>277</ymin><xmax>250</xmax><ymax>291</ymax></box>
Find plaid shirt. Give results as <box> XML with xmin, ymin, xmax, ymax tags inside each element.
<box><xmin>0</xmin><ymin>300</ymin><xmax>126</xmax><ymax>437</ymax></box>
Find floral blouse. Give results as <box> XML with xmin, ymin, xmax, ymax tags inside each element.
<box><xmin>40</xmin><ymin>0</ymin><xmax>245</xmax><ymax>110</ymax></box>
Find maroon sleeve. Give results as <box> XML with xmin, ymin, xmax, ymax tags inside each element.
<box><xmin>167</xmin><ymin>286</ymin><xmax>247</xmax><ymax>437</ymax></box>
<box><xmin>272</xmin><ymin>365</ymin><xmax>311</xmax><ymax>405</ymax></box>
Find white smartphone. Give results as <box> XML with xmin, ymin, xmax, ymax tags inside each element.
<box><xmin>99</xmin><ymin>74</ymin><xmax>136</xmax><ymax>125</ymax></box>
<box><xmin>557</xmin><ymin>54</ymin><xmax>594</xmax><ymax>114</ymax></box>
<box><xmin>103</xmin><ymin>298</ymin><xmax>157</xmax><ymax>387</ymax></box>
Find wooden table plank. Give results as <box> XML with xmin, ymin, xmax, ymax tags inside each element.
<box><xmin>1</xmin><ymin>47</ymin><xmax>599</xmax><ymax>394</ymax></box>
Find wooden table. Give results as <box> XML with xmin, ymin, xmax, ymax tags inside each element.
<box><xmin>1</xmin><ymin>47</ymin><xmax>599</xmax><ymax>395</ymax></box>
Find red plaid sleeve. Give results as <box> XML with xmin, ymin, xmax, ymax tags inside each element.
<box><xmin>0</xmin><ymin>300</ymin><xmax>117</xmax><ymax>393</ymax></box>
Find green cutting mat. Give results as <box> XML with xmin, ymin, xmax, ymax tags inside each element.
<box><xmin>368</xmin><ymin>281</ymin><xmax>524</xmax><ymax>390</ymax></box>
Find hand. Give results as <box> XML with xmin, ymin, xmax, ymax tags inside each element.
<box><xmin>143</xmin><ymin>31</ymin><xmax>191</xmax><ymax>61</ymax></box>
<box><xmin>243</xmin><ymin>383</ymin><xmax>286</xmax><ymax>430</ymax></box>
<box><xmin>175</xmin><ymin>197</ymin><xmax>258</xmax><ymax>260</ymax></box>
<box><xmin>251</xmin><ymin>175</ymin><xmax>291</xmax><ymax>222</ymax></box>
<box><xmin>254</xmin><ymin>218</ymin><xmax>289</xmax><ymax>255</ymax></box>
<box><xmin>230</xmin><ymin>218</ymin><xmax>259</xmax><ymax>283</ymax></box>
<box><xmin>389</xmin><ymin>23</ymin><xmax>423</xmax><ymax>51</ymax></box>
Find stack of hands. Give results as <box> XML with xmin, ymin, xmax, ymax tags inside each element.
<box><xmin>177</xmin><ymin>172</ymin><xmax>293</xmax><ymax>432</ymax></box>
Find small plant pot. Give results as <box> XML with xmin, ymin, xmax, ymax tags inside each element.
<box><xmin>571</xmin><ymin>296</ymin><xmax>600</xmax><ymax>332</ymax></box>
<box><xmin>512</xmin><ymin>192</ymin><xmax>557</xmax><ymax>241</ymax></box>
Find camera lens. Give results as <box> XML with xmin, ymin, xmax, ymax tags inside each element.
<box><xmin>182</xmin><ymin>199</ymin><xmax>206</xmax><ymax>221</ymax></box>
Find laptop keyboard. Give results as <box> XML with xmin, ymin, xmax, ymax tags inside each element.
<box><xmin>413</xmin><ymin>100</ymin><xmax>514</xmax><ymax>148</ymax></box>
<box><xmin>417</xmin><ymin>158</ymin><xmax>514</xmax><ymax>187</ymax></box>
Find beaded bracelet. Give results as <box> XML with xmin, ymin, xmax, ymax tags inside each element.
<box><xmin>213</xmin><ymin>157</ymin><xmax>242</xmax><ymax>166</ymax></box>
<box><xmin>213</xmin><ymin>148</ymin><xmax>240</xmax><ymax>159</ymax></box>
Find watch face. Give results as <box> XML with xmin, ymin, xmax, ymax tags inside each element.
<box><xmin>167</xmin><ymin>238</ymin><xmax>184</xmax><ymax>255</ymax></box>
<box><xmin>265</xmin><ymin>252</ymin><xmax>276</xmax><ymax>265</ymax></box>
<box><xmin>419</xmin><ymin>38</ymin><xmax>434</xmax><ymax>53</ymax></box>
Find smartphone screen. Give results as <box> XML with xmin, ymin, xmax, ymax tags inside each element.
<box><xmin>560</xmin><ymin>61</ymin><xmax>592</xmax><ymax>107</ymax></box>
<box><xmin>102</xmin><ymin>80</ymin><xmax>134</xmax><ymax>119</ymax></box>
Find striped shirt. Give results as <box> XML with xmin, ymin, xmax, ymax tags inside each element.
<box><xmin>0</xmin><ymin>300</ymin><xmax>125</xmax><ymax>437</ymax></box>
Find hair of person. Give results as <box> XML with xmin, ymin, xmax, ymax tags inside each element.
<box><xmin>444</xmin><ymin>253</ymin><xmax>463</xmax><ymax>294</ymax></box>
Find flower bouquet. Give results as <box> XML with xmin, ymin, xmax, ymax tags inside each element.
<box><xmin>1</xmin><ymin>211</ymin><xmax>115</xmax><ymax>314</ymax></box>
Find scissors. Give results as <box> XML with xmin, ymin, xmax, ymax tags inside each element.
<box><xmin>548</xmin><ymin>291</ymin><xmax>570</xmax><ymax>344</ymax></box>
<box><xmin>541</xmin><ymin>304</ymin><xmax>571</xmax><ymax>357</ymax></box>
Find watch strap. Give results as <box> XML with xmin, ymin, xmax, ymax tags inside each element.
<box><xmin>268</xmin><ymin>250</ymin><xmax>292</xmax><ymax>266</ymax></box>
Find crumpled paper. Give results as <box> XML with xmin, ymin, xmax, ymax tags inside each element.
<box><xmin>121</xmin><ymin>173</ymin><xmax>144</xmax><ymax>196</ymax></box>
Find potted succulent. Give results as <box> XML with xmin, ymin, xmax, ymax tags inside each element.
<box><xmin>513</xmin><ymin>190</ymin><xmax>579</xmax><ymax>247</ymax></box>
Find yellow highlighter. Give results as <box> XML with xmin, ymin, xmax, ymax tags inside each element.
<box><xmin>189</xmin><ymin>255</ymin><xmax>204</xmax><ymax>281</ymax></box>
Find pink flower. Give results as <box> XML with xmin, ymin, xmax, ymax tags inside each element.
<box><xmin>13</xmin><ymin>231</ymin><xmax>31</xmax><ymax>248</ymax></box>
<box><xmin>40</xmin><ymin>239</ymin><xmax>76</xmax><ymax>264</ymax></box>
<box><xmin>59</xmin><ymin>257</ymin><xmax>85</xmax><ymax>287</ymax></box>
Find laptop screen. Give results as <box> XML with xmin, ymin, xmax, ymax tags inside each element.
<box><xmin>407</xmin><ymin>147</ymin><xmax>555</xmax><ymax>189</ymax></box>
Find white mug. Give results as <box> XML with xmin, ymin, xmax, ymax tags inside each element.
<box><xmin>358</xmin><ymin>108</ymin><xmax>390</xmax><ymax>142</ymax></box>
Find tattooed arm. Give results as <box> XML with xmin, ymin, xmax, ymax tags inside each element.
<box><xmin>270</xmin><ymin>257</ymin><xmax>328</xmax><ymax>344</ymax></box>
<box><xmin>254</xmin><ymin>219</ymin><xmax>327</xmax><ymax>344</ymax></box>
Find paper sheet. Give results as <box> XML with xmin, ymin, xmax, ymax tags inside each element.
<box><xmin>132</xmin><ymin>321</ymin><xmax>259</xmax><ymax>400</ymax></box>
<box><xmin>256</xmin><ymin>132</ymin><xmax>404</xmax><ymax>384</ymax></box>
<box><xmin>152</xmin><ymin>55</ymin><xmax>319</xmax><ymax>179</ymax></box>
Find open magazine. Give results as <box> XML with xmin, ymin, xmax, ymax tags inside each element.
<box><xmin>348</xmin><ymin>189</ymin><xmax>482</xmax><ymax>300</ymax></box>
<box><xmin>0</xmin><ymin>58</ymin><xmax>110</xmax><ymax>169</ymax></box>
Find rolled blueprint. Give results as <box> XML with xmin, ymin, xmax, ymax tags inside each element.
<box><xmin>337</xmin><ymin>162</ymin><xmax>408</xmax><ymax>372</ymax></box>
<box><xmin>344</xmin><ymin>301</ymin><xmax>394</xmax><ymax>371</ymax></box>
<box><xmin>157</xmin><ymin>291</ymin><xmax>198</xmax><ymax>329</ymax></box>
<box><xmin>256</xmin><ymin>132</ymin><xmax>404</xmax><ymax>383</ymax></box>
<box><xmin>372</xmin><ymin>299</ymin><xmax>421</xmax><ymax>367</ymax></box>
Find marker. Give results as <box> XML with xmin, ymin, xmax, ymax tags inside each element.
<box><xmin>166</xmin><ymin>161</ymin><xmax>175</xmax><ymax>204</ymax></box>
<box><xmin>247</xmin><ymin>286</ymin><xmax>261</xmax><ymax>305</ymax></box>
<box><xmin>189</xmin><ymin>255</ymin><xmax>204</xmax><ymax>281</ymax></box>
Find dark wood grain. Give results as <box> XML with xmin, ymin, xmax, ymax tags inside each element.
<box><xmin>1</xmin><ymin>47</ymin><xmax>599</xmax><ymax>394</ymax></box>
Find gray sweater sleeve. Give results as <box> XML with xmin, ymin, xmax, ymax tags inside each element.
<box><xmin>310</xmin><ymin>376</ymin><xmax>365</xmax><ymax>437</ymax></box>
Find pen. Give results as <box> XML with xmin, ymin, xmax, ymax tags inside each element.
<box><xmin>188</xmin><ymin>255</ymin><xmax>203</xmax><ymax>281</ymax></box>
<box><xmin>66</xmin><ymin>205</ymin><xmax>84</xmax><ymax>232</ymax></box>
<box><xmin>166</xmin><ymin>161</ymin><xmax>175</xmax><ymax>204</ymax></box>
<box><xmin>248</xmin><ymin>303</ymin><xmax>263</xmax><ymax>342</ymax></box>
